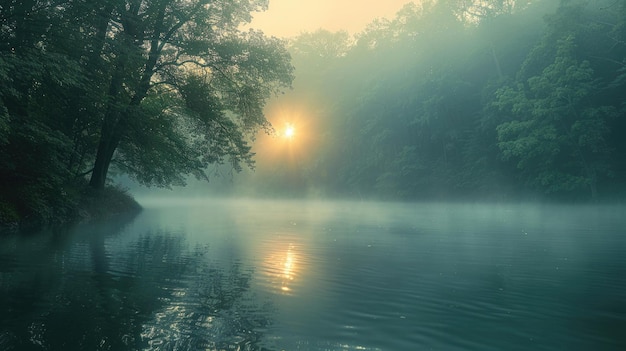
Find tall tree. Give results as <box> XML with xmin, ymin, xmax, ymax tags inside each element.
<box><xmin>0</xmin><ymin>0</ymin><xmax>292</xmax><ymax>223</ymax></box>
<box><xmin>85</xmin><ymin>0</ymin><xmax>293</xmax><ymax>188</ymax></box>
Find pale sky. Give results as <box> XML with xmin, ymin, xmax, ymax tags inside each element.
<box><xmin>248</xmin><ymin>0</ymin><xmax>416</xmax><ymax>37</ymax></box>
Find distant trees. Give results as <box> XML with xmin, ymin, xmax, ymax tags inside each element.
<box><xmin>0</xmin><ymin>0</ymin><xmax>293</xmax><ymax>222</ymax></box>
<box><xmin>2</xmin><ymin>0</ymin><xmax>625</xmax><ymax>213</ymax></box>
<box><xmin>258</xmin><ymin>0</ymin><xmax>625</xmax><ymax>201</ymax></box>
<box><xmin>495</xmin><ymin>36</ymin><xmax>616</xmax><ymax>198</ymax></box>
<box><xmin>493</xmin><ymin>0</ymin><xmax>625</xmax><ymax>199</ymax></box>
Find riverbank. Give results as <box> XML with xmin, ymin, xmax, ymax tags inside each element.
<box><xmin>0</xmin><ymin>184</ymin><xmax>142</xmax><ymax>232</ymax></box>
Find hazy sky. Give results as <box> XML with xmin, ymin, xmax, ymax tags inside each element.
<box><xmin>248</xmin><ymin>0</ymin><xmax>416</xmax><ymax>37</ymax></box>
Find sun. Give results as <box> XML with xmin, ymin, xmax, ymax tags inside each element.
<box><xmin>284</xmin><ymin>125</ymin><xmax>295</xmax><ymax>139</ymax></box>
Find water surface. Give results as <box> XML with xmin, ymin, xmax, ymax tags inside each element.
<box><xmin>1</xmin><ymin>199</ymin><xmax>625</xmax><ymax>350</ymax></box>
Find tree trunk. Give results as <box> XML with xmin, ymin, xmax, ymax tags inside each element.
<box><xmin>88</xmin><ymin>51</ymin><xmax>127</xmax><ymax>189</ymax></box>
<box><xmin>87</xmin><ymin>0</ymin><xmax>168</xmax><ymax>189</ymax></box>
<box><xmin>89</xmin><ymin>121</ymin><xmax>120</xmax><ymax>189</ymax></box>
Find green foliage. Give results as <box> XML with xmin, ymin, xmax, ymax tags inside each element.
<box><xmin>0</xmin><ymin>105</ymin><xmax>8</xmax><ymax>146</ymax></box>
<box><xmin>83</xmin><ymin>0</ymin><xmax>293</xmax><ymax>189</ymax></box>
<box><xmin>251</xmin><ymin>0</ymin><xmax>625</xmax><ymax>201</ymax></box>
<box><xmin>495</xmin><ymin>31</ymin><xmax>617</xmax><ymax>198</ymax></box>
<box><xmin>0</xmin><ymin>0</ymin><xmax>293</xmax><ymax>226</ymax></box>
<box><xmin>2</xmin><ymin>0</ymin><xmax>626</xmax><ymax>211</ymax></box>
<box><xmin>0</xmin><ymin>114</ymin><xmax>76</xmax><ymax>224</ymax></box>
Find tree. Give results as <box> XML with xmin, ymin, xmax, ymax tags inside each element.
<box><xmin>84</xmin><ymin>0</ymin><xmax>293</xmax><ymax>189</ymax></box>
<box><xmin>0</xmin><ymin>1</ymin><xmax>292</xmax><ymax>223</ymax></box>
<box><xmin>495</xmin><ymin>35</ymin><xmax>616</xmax><ymax>198</ymax></box>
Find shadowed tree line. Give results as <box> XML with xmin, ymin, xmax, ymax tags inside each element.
<box><xmin>257</xmin><ymin>0</ymin><xmax>626</xmax><ymax>201</ymax></box>
<box><xmin>0</xmin><ymin>0</ymin><xmax>293</xmax><ymax>225</ymax></box>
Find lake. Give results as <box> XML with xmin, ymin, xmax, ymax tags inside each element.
<box><xmin>1</xmin><ymin>199</ymin><xmax>625</xmax><ymax>350</ymax></box>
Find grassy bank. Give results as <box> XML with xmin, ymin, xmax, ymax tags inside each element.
<box><xmin>0</xmin><ymin>183</ymin><xmax>142</xmax><ymax>232</ymax></box>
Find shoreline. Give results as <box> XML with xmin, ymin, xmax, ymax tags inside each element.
<box><xmin>0</xmin><ymin>185</ymin><xmax>142</xmax><ymax>233</ymax></box>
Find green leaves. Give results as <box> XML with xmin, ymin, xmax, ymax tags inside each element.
<box><xmin>259</xmin><ymin>0</ymin><xmax>625</xmax><ymax>201</ymax></box>
<box><xmin>494</xmin><ymin>31</ymin><xmax>617</xmax><ymax>197</ymax></box>
<box><xmin>77</xmin><ymin>0</ymin><xmax>293</xmax><ymax>188</ymax></box>
<box><xmin>0</xmin><ymin>0</ymin><xmax>294</xmax><ymax>221</ymax></box>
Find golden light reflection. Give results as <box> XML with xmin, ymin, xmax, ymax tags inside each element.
<box><xmin>283</xmin><ymin>249</ymin><xmax>295</xmax><ymax>279</ymax></box>
<box><xmin>265</xmin><ymin>243</ymin><xmax>299</xmax><ymax>294</ymax></box>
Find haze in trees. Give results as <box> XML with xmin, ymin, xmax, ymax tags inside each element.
<box><xmin>234</xmin><ymin>0</ymin><xmax>626</xmax><ymax>201</ymax></box>
<box><xmin>2</xmin><ymin>0</ymin><xmax>626</xmax><ymax>225</ymax></box>
<box><xmin>0</xmin><ymin>0</ymin><xmax>293</xmax><ymax>222</ymax></box>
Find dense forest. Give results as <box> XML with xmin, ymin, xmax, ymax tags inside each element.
<box><xmin>2</xmin><ymin>0</ymin><xmax>626</xmax><ymax>226</ymax></box>
<box><xmin>0</xmin><ymin>0</ymin><xmax>293</xmax><ymax>225</ymax></box>
<box><xmin>244</xmin><ymin>0</ymin><xmax>626</xmax><ymax>202</ymax></box>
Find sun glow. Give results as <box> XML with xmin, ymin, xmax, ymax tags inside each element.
<box><xmin>247</xmin><ymin>0</ymin><xmax>416</xmax><ymax>38</ymax></box>
<box><xmin>249</xmin><ymin>103</ymin><xmax>317</xmax><ymax>169</ymax></box>
<box><xmin>284</xmin><ymin>125</ymin><xmax>295</xmax><ymax>139</ymax></box>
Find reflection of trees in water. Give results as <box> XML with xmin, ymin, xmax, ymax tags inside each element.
<box><xmin>0</xmin><ymin>220</ymin><xmax>275</xmax><ymax>351</ymax></box>
<box><xmin>141</xmin><ymin>247</ymin><xmax>274</xmax><ymax>351</ymax></box>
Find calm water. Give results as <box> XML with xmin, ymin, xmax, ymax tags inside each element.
<box><xmin>1</xmin><ymin>199</ymin><xmax>625</xmax><ymax>350</ymax></box>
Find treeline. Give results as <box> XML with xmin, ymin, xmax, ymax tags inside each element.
<box><xmin>0</xmin><ymin>0</ymin><xmax>292</xmax><ymax>225</ymax></box>
<box><xmin>258</xmin><ymin>0</ymin><xmax>626</xmax><ymax>201</ymax></box>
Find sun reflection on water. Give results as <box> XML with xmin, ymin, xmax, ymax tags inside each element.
<box><xmin>264</xmin><ymin>243</ymin><xmax>299</xmax><ymax>295</ymax></box>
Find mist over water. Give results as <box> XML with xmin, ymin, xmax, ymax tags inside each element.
<box><xmin>2</xmin><ymin>198</ymin><xmax>625</xmax><ymax>350</ymax></box>
<box><xmin>3</xmin><ymin>1</ymin><xmax>626</xmax><ymax>350</ymax></box>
